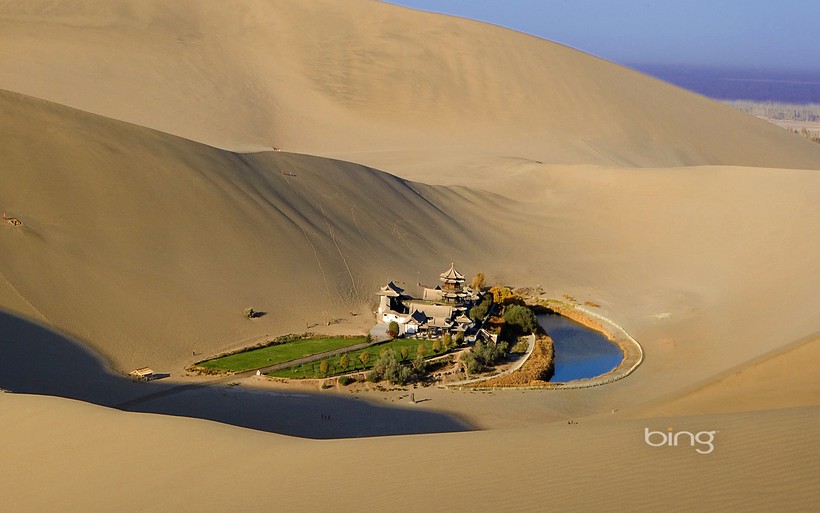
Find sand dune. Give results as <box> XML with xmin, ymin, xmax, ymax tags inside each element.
<box><xmin>635</xmin><ymin>331</ymin><xmax>820</xmax><ymax>417</ymax></box>
<box><xmin>1</xmin><ymin>0</ymin><xmax>819</xmax><ymax>510</ymax></box>
<box><xmin>2</xmin><ymin>0</ymin><xmax>820</xmax><ymax>175</ymax></box>
<box><xmin>2</xmin><ymin>88</ymin><xmax>818</xmax><ymax>424</ymax></box>
<box><xmin>2</xmin><ymin>392</ymin><xmax>819</xmax><ymax>513</ymax></box>
<box><xmin>0</xmin><ymin>89</ymin><xmax>514</xmax><ymax>371</ymax></box>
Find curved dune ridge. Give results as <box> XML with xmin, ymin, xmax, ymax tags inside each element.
<box><xmin>1</xmin><ymin>1</ymin><xmax>820</xmax><ymax>511</ymax></box>
<box><xmin>0</xmin><ymin>89</ymin><xmax>509</xmax><ymax>370</ymax></box>
<box><xmin>2</xmin><ymin>0</ymin><xmax>820</xmax><ymax>174</ymax></box>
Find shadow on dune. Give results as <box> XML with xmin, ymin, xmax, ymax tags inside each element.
<box><xmin>0</xmin><ymin>310</ymin><xmax>471</xmax><ymax>438</ymax></box>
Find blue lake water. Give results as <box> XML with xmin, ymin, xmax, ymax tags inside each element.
<box><xmin>537</xmin><ymin>313</ymin><xmax>623</xmax><ymax>382</ymax></box>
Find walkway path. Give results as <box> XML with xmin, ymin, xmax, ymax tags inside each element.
<box><xmin>441</xmin><ymin>334</ymin><xmax>536</xmax><ymax>388</ymax></box>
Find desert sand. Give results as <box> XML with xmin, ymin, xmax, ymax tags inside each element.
<box><xmin>1</xmin><ymin>0</ymin><xmax>819</xmax><ymax>511</ymax></box>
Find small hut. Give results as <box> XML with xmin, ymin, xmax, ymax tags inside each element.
<box><xmin>129</xmin><ymin>367</ymin><xmax>154</xmax><ymax>381</ymax></box>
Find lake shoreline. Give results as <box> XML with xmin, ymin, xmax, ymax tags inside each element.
<box><xmin>458</xmin><ymin>299</ymin><xmax>644</xmax><ymax>391</ymax></box>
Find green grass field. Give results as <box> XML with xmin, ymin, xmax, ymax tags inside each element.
<box><xmin>268</xmin><ymin>337</ymin><xmax>451</xmax><ymax>379</ymax></box>
<box><xmin>197</xmin><ymin>336</ymin><xmax>369</xmax><ymax>373</ymax></box>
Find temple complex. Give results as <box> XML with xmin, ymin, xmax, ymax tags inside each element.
<box><xmin>376</xmin><ymin>263</ymin><xmax>480</xmax><ymax>337</ymax></box>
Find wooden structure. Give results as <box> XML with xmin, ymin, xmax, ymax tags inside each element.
<box><xmin>129</xmin><ymin>367</ymin><xmax>154</xmax><ymax>381</ymax></box>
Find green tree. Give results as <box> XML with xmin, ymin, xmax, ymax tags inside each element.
<box><xmin>417</xmin><ymin>344</ymin><xmax>427</xmax><ymax>358</ymax></box>
<box><xmin>467</xmin><ymin>339</ymin><xmax>510</xmax><ymax>372</ymax></box>
<box><xmin>432</xmin><ymin>338</ymin><xmax>442</xmax><ymax>354</ymax></box>
<box><xmin>469</xmin><ymin>301</ymin><xmax>490</xmax><ymax>322</ymax></box>
<box><xmin>358</xmin><ymin>351</ymin><xmax>370</xmax><ymax>368</ymax></box>
<box><xmin>462</xmin><ymin>351</ymin><xmax>481</xmax><ymax>374</ymax></box>
<box><xmin>388</xmin><ymin>320</ymin><xmax>400</xmax><ymax>338</ymax></box>
<box><xmin>400</xmin><ymin>346</ymin><xmax>410</xmax><ymax>361</ymax></box>
<box><xmin>383</xmin><ymin>350</ymin><xmax>402</xmax><ymax>384</ymax></box>
<box><xmin>503</xmin><ymin>304</ymin><xmax>537</xmax><ymax>334</ymax></box>
<box><xmin>412</xmin><ymin>354</ymin><xmax>426</xmax><ymax>373</ymax></box>
<box><xmin>441</xmin><ymin>332</ymin><xmax>452</xmax><ymax>351</ymax></box>
<box><xmin>319</xmin><ymin>359</ymin><xmax>329</xmax><ymax>375</ymax></box>
<box><xmin>339</xmin><ymin>353</ymin><xmax>350</xmax><ymax>371</ymax></box>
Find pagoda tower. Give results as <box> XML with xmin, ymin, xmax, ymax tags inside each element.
<box><xmin>439</xmin><ymin>263</ymin><xmax>468</xmax><ymax>304</ymax></box>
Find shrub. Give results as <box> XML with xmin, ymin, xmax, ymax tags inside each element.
<box><xmin>338</xmin><ymin>375</ymin><xmax>353</xmax><ymax>386</ymax></box>
<box><xmin>462</xmin><ymin>351</ymin><xmax>482</xmax><ymax>374</ymax></box>
<box><xmin>369</xmin><ymin>348</ymin><xmax>422</xmax><ymax>385</ymax></box>
<box><xmin>511</xmin><ymin>339</ymin><xmax>530</xmax><ymax>354</ymax></box>
<box><xmin>243</xmin><ymin>307</ymin><xmax>256</xmax><ymax>319</ymax></box>
<box><xmin>465</xmin><ymin>339</ymin><xmax>509</xmax><ymax>373</ymax></box>
<box><xmin>388</xmin><ymin>321</ymin><xmax>400</xmax><ymax>338</ymax></box>
<box><xmin>400</xmin><ymin>346</ymin><xmax>410</xmax><ymax>361</ymax></box>
<box><xmin>454</xmin><ymin>332</ymin><xmax>465</xmax><ymax>345</ymax></box>
<box><xmin>507</xmin><ymin>295</ymin><xmax>526</xmax><ymax>306</ymax></box>
<box><xmin>400</xmin><ymin>365</ymin><xmax>414</xmax><ymax>383</ymax></box>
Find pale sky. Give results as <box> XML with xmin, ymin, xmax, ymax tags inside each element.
<box><xmin>386</xmin><ymin>1</ymin><xmax>820</xmax><ymax>71</ymax></box>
